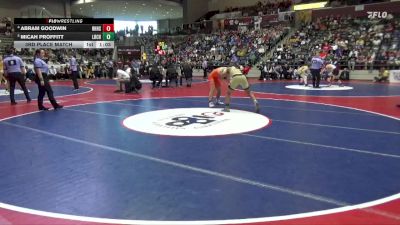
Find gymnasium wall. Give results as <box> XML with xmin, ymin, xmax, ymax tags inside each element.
<box><xmin>158</xmin><ymin>18</ymin><xmax>184</xmax><ymax>34</ymax></box>
<box><xmin>0</xmin><ymin>0</ymin><xmax>69</xmax><ymax>18</ymax></box>
<box><xmin>182</xmin><ymin>0</ymin><xmax>209</xmax><ymax>24</ymax></box>
<box><xmin>208</xmin><ymin>0</ymin><xmax>282</xmax><ymax>11</ymax></box>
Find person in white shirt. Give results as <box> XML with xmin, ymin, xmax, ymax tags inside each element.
<box><xmin>114</xmin><ymin>66</ymin><xmax>131</xmax><ymax>93</ymax></box>
<box><xmin>48</xmin><ymin>66</ymin><xmax>57</xmax><ymax>81</ymax></box>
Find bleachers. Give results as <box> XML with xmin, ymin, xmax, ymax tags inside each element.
<box><xmin>266</xmin><ymin>15</ymin><xmax>400</xmax><ymax>70</ymax></box>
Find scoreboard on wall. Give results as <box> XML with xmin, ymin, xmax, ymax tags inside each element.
<box><xmin>13</xmin><ymin>18</ymin><xmax>114</xmax><ymax>49</ymax></box>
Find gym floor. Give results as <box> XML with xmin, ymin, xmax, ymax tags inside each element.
<box><xmin>0</xmin><ymin>78</ymin><xmax>399</xmax><ymax>225</ymax></box>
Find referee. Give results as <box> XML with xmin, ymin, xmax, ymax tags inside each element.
<box><xmin>69</xmin><ymin>53</ymin><xmax>79</xmax><ymax>90</ymax></box>
<box><xmin>310</xmin><ymin>52</ymin><xmax>324</xmax><ymax>88</ymax></box>
<box><xmin>3</xmin><ymin>47</ymin><xmax>31</xmax><ymax>105</ymax></box>
<box><xmin>34</xmin><ymin>49</ymin><xmax>63</xmax><ymax>110</ymax></box>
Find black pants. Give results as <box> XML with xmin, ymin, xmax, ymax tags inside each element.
<box><xmin>311</xmin><ymin>69</ymin><xmax>321</xmax><ymax>87</ymax></box>
<box><xmin>36</xmin><ymin>73</ymin><xmax>59</xmax><ymax>109</ymax></box>
<box><xmin>152</xmin><ymin>78</ymin><xmax>162</xmax><ymax>88</ymax></box>
<box><xmin>182</xmin><ymin>76</ymin><xmax>192</xmax><ymax>86</ymax></box>
<box><xmin>8</xmin><ymin>72</ymin><xmax>31</xmax><ymax>103</ymax></box>
<box><xmin>107</xmin><ymin>68</ymin><xmax>113</xmax><ymax>79</ymax></box>
<box><xmin>166</xmin><ymin>77</ymin><xmax>178</xmax><ymax>87</ymax></box>
<box><xmin>71</xmin><ymin>71</ymin><xmax>79</xmax><ymax>89</ymax></box>
<box><xmin>203</xmin><ymin>68</ymin><xmax>207</xmax><ymax>79</ymax></box>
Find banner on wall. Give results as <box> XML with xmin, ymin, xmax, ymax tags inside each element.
<box><xmin>224</xmin><ymin>14</ymin><xmax>282</xmax><ymax>30</ymax></box>
<box><xmin>389</xmin><ymin>70</ymin><xmax>400</xmax><ymax>83</ymax></box>
<box><xmin>224</xmin><ymin>17</ymin><xmax>253</xmax><ymax>30</ymax></box>
<box><xmin>260</xmin><ymin>14</ymin><xmax>279</xmax><ymax>27</ymax></box>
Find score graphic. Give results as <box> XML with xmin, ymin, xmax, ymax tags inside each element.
<box><xmin>102</xmin><ymin>24</ymin><xmax>115</xmax><ymax>41</ymax></box>
<box><xmin>13</xmin><ymin>18</ymin><xmax>115</xmax><ymax>49</ymax></box>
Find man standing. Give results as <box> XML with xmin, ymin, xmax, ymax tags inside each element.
<box><xmin>202</xmin><ymin>59</ymin><xmax>208</xmax><ymax>81</ymax></box>
<box><xmin>181</xmin><ymin>61</ymin><xmax>193</xmax><ymax>87</ymax></box>
<box><xmin>310</xmin><ymin>52</ymin><xmax>324</xmax><ymax>88</ymax></box>
<box><xmin>3</xmin><ymin>47</ymin><xmax>31</xmax><ymax>105</ymax></box>
<box><xmin>69</xmin><ymin>54</ymin><xmax>79</xmax><ymax>90</ymax></box>
<box><xmin>223</xmin><ymin>66</ymin><xmax>260</xmax><ymax>113</ymax></box>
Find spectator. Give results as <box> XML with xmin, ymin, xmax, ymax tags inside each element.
<box><xmin>340</xmin><ymin>67</ymin><xmax>350</xmax><ymax>80</ymax></box>
<box><xmin>374</xmin><ymin>67</ymin><xmax>389</xmax><ymax>82</ymax></box>
<box><xmin>48</xmin><ymin>66</ymin><xmax>57</xmax><ymax>81</ymax></box>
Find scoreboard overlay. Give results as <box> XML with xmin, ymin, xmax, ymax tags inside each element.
<box><xmin>13</xmin><ymin>18</ymin><xmax>114</xmax><ymax>49</ymax></box>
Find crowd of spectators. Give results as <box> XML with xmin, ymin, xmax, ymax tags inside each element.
<box><xmin>262</xmin><ymin>14</ymin><xmax>400</xmax><ymax>77</ymax></box>
<box><xmin>125</xmin><ymin>24</ymin><xmax>289</xmax><ymax>72</ymax></box>
<box><xmin>0</xmin><ymin>17</ymin><xmax>12</xmax><ymax>36</ymax></box>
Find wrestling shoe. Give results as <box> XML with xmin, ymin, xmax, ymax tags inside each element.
<box><xmin>216</xmin><ymin>100</ymin><xmax>225</xmax><ymax>105</ymax></box>
<box><xmin>255</xmin><ymin>102</ymin><xmax>260</xmax><ymax>113</ymax></box>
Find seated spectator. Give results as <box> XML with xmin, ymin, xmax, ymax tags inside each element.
<box><xmin>48</xmin><ymin>66</ymin><xmax>57</xmax><ymax>81</ymax></box>
<box><xmin>374</xmin><ymin>67</ymin><xmax>389</xmax><ymax>82</ymax></box>
<box><xmin>241</xmin><ymin>64</ymin><xmax>251</xmax><ymax>75</ymax></box>
<box><xmin>114</xmin><ymin>65</ymin><xmax>132</xmax><ymax>92</ymax></box>
<box><xmin>25</xmin><ymin>66</ymin><xmax>36</xmax><ymax>82</ymax></box>
<box><xmin>94</xmin><ymin>65</ymin><xmax>102</xmax><ymax>79</ymax></box>
<box><xmin>340</xmin><ymin>67</ymin><xmax>350</xmax><ymax>80</ymax></box>
<box><xmin>56</xmin><ymin>66</ymin><xmax>64</xmax><ymax>80</ymax></box>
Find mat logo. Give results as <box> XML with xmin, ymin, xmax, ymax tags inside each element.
<box><xmin>123</xmin><ymin>108</ymin><xmax>270</xmax><ymax>136</ymax></box>
<box><xmin>0</xmin><ymin>89</ymin><xmax>25</xmax><ymax>96</ymax></box>
<box><xmin>165</xmin><ymin>112</ymin><xmax>223</xmax><ymax>128</ymax></box>
<box><xmin>367</xmin><ymin>11</ymin><xmax>388</xmax><ymax>19</ymax></box>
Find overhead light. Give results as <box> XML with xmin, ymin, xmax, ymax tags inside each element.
<box><xmin>90</xmin><ymin>4</ymin><xmax>93</xmax><ymax>7</ymax></box>
<box><xmin>293</xmin><ymin>1</ymin><xmax>328</xmax><ymax>10</ymax></box>
<box><xmin>76</xmin><ymin>0</ymin><xmax>95</xmax><ymax>4</ymax></box>
<box><xmin>142</xmin><ymin>3</ymin><xmax>146</xmax><ymax>6</ymax></box>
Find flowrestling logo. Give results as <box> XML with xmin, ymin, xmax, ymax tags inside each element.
<box><xmin>123</xmin><ymin>108</ymin><xmax>270</xmax><ymax>136</ymax></box>
<box><xmin>367</xmin><ymin>11</ymin><xmax>388</xmax><ymax>19</ymax></box>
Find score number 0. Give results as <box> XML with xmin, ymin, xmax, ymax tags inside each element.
<box><xmin>102</xmin><ymin>24</ymin><xmax>114</xmax><ymax>32</ymax></box>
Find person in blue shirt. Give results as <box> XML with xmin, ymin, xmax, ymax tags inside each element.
<box><xmin>69</xmin><ymin>54</ymin><xmax>79</xmax><ymax>90</ymax></box>
<box><xmin>310</xmin><ymin>52</ymin><xmax>324</xmax><ymax>88</ymax></box>
<box><xmin>3</xmin><ymin>47</ymin><xmax>31</xmax><ymax>105</ymax></box>
<box><xmin>33</xmin><ymin>49</ymin><xmax>63</xmax><ymax>111</ymax></box>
